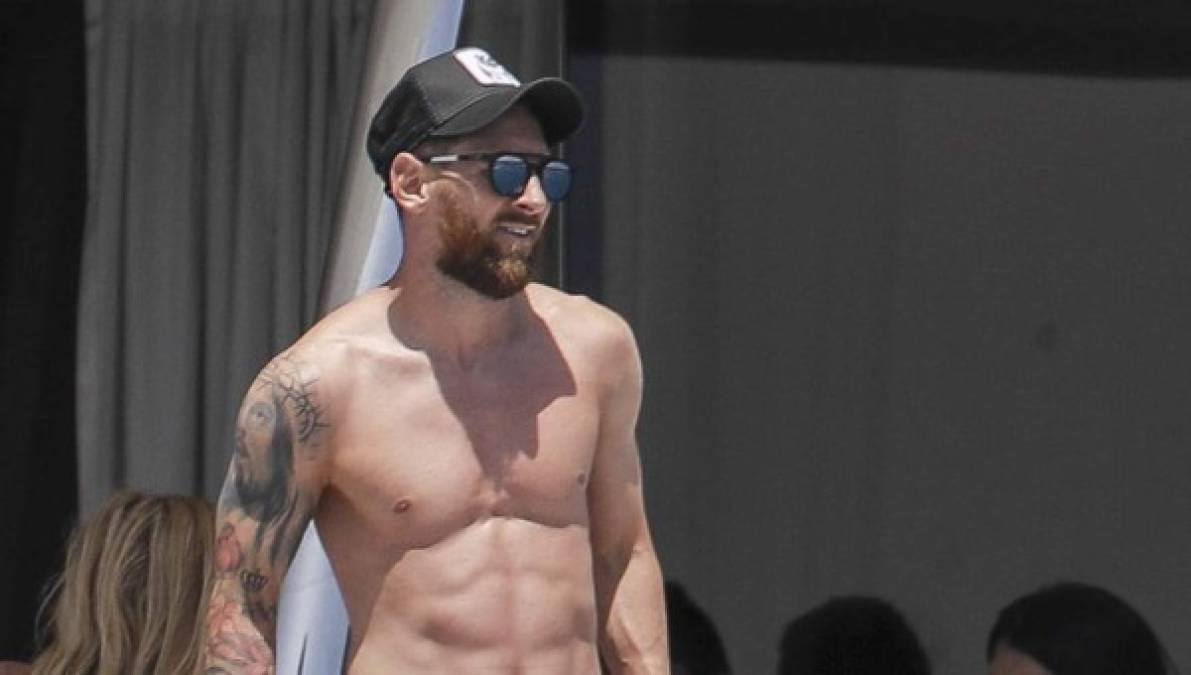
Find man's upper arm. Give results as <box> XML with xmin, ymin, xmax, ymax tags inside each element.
<box><xmin>586</xmin><ymin>314</ymin><xmax>669</xmax><ymax>673</ymax></box>
<box><xmin>206</xmin><ymin>349</ymin><xmax>336</xmax><ymax>670</ymax></box>
<box><xmin>587</xmin><ymin>316</ymin><xmax>650</xmax><ymax>571</ymax></box>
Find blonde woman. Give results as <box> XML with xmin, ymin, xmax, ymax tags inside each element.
<box><xmin>32</xmin><ymin>490</ymin><xmax>215</xmax><ymax>675</ymax></box>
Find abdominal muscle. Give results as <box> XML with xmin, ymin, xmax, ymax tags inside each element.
<box><xmin>327</xmin><ymin>512</ymin><xmax>601</xmax><ymax>675</ymax></box>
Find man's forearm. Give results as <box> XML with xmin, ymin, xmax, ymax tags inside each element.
<box><xmin>598</xmin><ymin>547</ymin><xmax>670</xmax><ymax>675</ymax></box>
<box><xmin>205</xmin><ymin>513</ymin><xmax>283</xmax><ymax>674</ymax></box>
<box><xmin>204</xmin><ymin>578</ymin><xmax>276</xmax><ymax>674</ymax></box>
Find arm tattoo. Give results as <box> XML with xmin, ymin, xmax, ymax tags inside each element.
<box><xmin>232</xmin><ymin>390</ymin><xmax>300</xmax><ymax>565</ymax></box>
<box><xmin>215</xmin><ymin>523</ymin><xmax>244</xmax><ymax>573</ymax></box>
<box><xmin>228</xmin><ymin>355</ymin><xmax>329</xmax><ymax>565</ymax></box>
<box><xmin>257</xmin><ymin>355</ymin><xmax>329</xmax><ymax>446</ymax></box>
<box><xmin>207</xmin><ymin>594</ymin><xmax>275</xmax><ymax>671</ymax></box>
<box><xmin>239</xmin><ymin>568</ymin><xmax>269</xmax><ymax>593</ymax></box>
<box><xmin>208</xmin><ymin>353</ymin><xmax>332</xmax><ymax>661</ymax></box>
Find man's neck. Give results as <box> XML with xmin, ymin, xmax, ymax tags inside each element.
<box><xmin>386</xmin><ymin>264</ymin><xmax>529</xmax><ymax>369</ymax></box>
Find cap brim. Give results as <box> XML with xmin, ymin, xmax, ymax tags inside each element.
<box><xmin>431</xmin><ymin>77</ymin><xmax>584</xmax><ymax>146</ymax></box>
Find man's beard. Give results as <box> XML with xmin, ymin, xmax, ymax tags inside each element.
<box><xmin>435</xmin><ymin>188</ymin><xmax>538</xmax><ymax>300</ymax></box>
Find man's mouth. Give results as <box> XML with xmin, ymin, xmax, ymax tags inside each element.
<box><xmin>496</xmin><ymin>223</ymin><xmax>537</xmax><ymax>238</ymax></box>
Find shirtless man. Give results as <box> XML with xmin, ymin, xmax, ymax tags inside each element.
<box><xmin>204</xmin><ymin>48</ymin><xmax>669</xmax><ymax>674</ymax></box>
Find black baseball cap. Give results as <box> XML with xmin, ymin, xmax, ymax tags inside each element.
<box><xmin>366</xmin><ymin>47</ymin><xmax>585</xmax><ymax>179</ymax></box>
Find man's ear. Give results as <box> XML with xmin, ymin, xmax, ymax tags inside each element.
<box><xmin>389</xmin><ymin>152</ymin><xmax>429</xmax><ymax>212</ymax></box>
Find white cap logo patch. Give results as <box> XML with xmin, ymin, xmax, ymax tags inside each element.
<box><xmin>454</xmin><ymin>48</ymin><xmax>520</xmax><ymax>87</ymax></box>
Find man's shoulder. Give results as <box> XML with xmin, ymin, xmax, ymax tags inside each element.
<box><xmin>530</xmin><ymin>282</ymin><xmax>631</xmax><ymax>330</ymax></box>
<box><xmin>277</xmin><ymin>289</ymin><xmax>401</xmax><ymax>378</ymax></box>
<box><xmin>526</xmin><ymin>284</ymin><xmax>637</xmax><ymax>362</ymax></box>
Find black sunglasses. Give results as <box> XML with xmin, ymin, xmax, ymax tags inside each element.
<box><xmin>421</xmin><ymin>152</ymin><xmax>573</xmax><ymax>203</ymax></box>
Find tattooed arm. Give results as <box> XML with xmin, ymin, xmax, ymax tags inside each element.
<box><xmin>205</xmin><ymin>353</ymin><xmax>334</xmax><ymax>675</ymax></box>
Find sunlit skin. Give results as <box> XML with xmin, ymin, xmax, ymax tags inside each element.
<box><xmin>988</xmin><ymin>643</ymin><xmax>1053</xmax><ymax>675</ymax></box>
<box><xmin>204</xmin><ymin>105</ymin><xmax>669</xmax><ymax>675</ymax></box>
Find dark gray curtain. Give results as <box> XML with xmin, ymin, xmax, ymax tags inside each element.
<box><xmin>79</xmin><ymin>0</ymin><xmax>375</xmax><ymax>511</ymax></box>
<box><xmin>577</xmin><ymin>54</ymin><xmax>1191</xmax><ymax>674</ymax></box>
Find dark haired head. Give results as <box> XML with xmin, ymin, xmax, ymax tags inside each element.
<box><xmin>665</xmin><ymin>581</ymin><xmax>732</xmax><ymax>675</ymax></box>
<box><xmin>778</xmin><ymin>596</ymin><xmax>930</xmax><ymax>675</ymax></box>
<box><xmin>986</xmin><ymin>582</ymin><xmax>1172</xmax><ymax>675</ymax></box>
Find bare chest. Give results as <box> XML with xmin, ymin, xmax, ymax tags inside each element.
<box><xmin>328</xmin><ymin>361</ymin><xmax>599</xmax><ymax>550</ymax></box>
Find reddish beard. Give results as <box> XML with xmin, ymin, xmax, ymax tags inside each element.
<box><xmin>434</xmin><ymin>186</ymin><xmax>538</xmax><ymax>299</ymax></box>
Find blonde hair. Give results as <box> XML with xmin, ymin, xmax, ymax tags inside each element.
<box><xmin>32</xmin><ymin>490</ymin><xmax>215</xmax><ymax>675</ymax></box>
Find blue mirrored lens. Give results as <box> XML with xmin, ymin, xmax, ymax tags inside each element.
<box><xmin>541</xmin><ymin>161</ymin><xmax>572</xmax><ymax>202</ymax></box>
<box><xmin>491</xmin><ymin>156</ymin><xmax>529</xmax><ymax>197</ymax></box>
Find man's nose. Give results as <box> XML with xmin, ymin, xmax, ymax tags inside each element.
<box><xmin>513</xmin><ymin>175</ymin><xmax>548</xmax><ymax>215</ymax></box>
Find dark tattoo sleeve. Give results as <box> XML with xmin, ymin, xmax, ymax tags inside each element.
<box><xmin>205</xmin><ymin>353</ymin><xmax>331</xmax><ymax>671</ymax></box>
